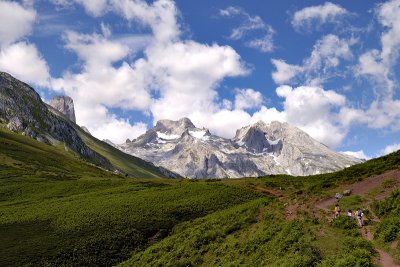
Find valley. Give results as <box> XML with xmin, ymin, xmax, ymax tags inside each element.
<box><xmin>1</xmin><ymin>128</ymin><xmax>399</xmax><ymax>266</ymax></box>
<box><xmin>1</xmin><ymin>0</ymin><xmax>400</xmax><ymax>266</ymax></box>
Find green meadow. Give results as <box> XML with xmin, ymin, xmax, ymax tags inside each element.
<box><xmin>1</xmin><ymin>128</ymin><xmax>399</xmax><ymax>266</ymax></box>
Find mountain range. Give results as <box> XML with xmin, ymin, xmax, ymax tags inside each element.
<box><xmin>120</xmin><ymin>118</ymin><xmax>362</xmax><ymax>178</ymax></box>
<box><xmin>1</xmin><ymin>72</ymin><xmax>399</xmax><ymax>267</ymax></box>
<box><xmin>0</xmin><ymin>71</ymin><xmax>361</xmax><ymax>179</ymax></box>
<box><xmin>0</xmin><ymin>71</ymin><xmax>177</xmax><ymax>178</ymax></box>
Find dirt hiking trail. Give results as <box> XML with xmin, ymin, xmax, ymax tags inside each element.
<box><xmin>362</xmin><ymin>227</ymin><xmax>399</xmax><ymax>267</ymax></box>
<box><xmin>315</xmin><ymin>169</ymin><xmax>400</xmax><ymax>210</ymax></box>
<box><xmin>314</xmin><ymin>169</ymin><xmax>400</xmax><ymax>267</ymax></box>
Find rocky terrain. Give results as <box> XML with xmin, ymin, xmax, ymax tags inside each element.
<box><xmin>0</xmin><ymin>71</ymin><xmax>113</xmax><ymax>169</ymax></box>
<box><xmin>49</xmin><ymin>95</ymin><xmax>76</xmax><ymax>123</ymax></box>
<box><xmin>120</xmin><ymin>118</ymin><xmax>362</xmax><ymax>178</ymax></box>
<box><xmin>0</xmin><ymin>72</ymin><xmax>180</xmax><ymax>178</ymax></box>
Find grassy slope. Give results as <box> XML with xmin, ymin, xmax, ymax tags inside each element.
<box><xmin>1</xmin><ymin>128</ymin><xmax>400</xmax><ymax>266</ymax></box>
<box><xmin>72</xmin><ymin>123</ymin><xmax>170</xmax><ymax>178</ymax></box>
<box><xmin>119</xmin><ymin>151</ymin><xmax>400</xmax><ymax>267</ymax></box>
<box><xmin>45</xmin><ymin>106</ymin><xmax>169</xmax><ymax>178</ymax></box>
<box><xmin>0</xmin><ymin>129</ymin><xmax>260</xmax><ymax>266</ymax></box>
<box><xmin>372</xmin><ymin>189</ymin><xmax>400</xmax><ymax>263</ymax></box>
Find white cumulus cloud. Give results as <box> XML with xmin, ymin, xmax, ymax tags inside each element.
<box><xmin>356</xmin><ymin>0</ymin><xmax>400</xmax><ymax>96</ymax></box>
<box><xmin>50</xmin><ymin>0</ymin><xmax>248</xmax><ymax>144</ymax></box>
<box><xmin>276</xmin><ymin>85</ymin><xmax>347</xmax><ymax>148</ymax></box>
<box><xmin>272</xmin><ymin>34</ymin><xmax>355</xmax><ymax>86</ymax></box>
<box><xmin>0</xmin><ymin>42</ymin><xmax>50</xmax><ymax>87</ymax></box>
<box><xmin>220</xmin><ymin>6</ymin><xmax>274</xmax><ymax>52</ymax></box>
<box><xmin>271</xmin><ymin>59</ymin><xmax>303</xmax><ymax>85</ymax></box>
<box><xmin>234</xmin><ymin>88</ymin><xmax>264</xmax><ymax>110</ymax></box>
<box><xmin>46</xmin><ymin>0</ymin><xmax>363</xmax><ymax>151</ymax></box>
<box><xmin>0</xmin><ymin>1</ymin><xmax>50</xmax><ymax>87</ymax></box>
<box><xmin>292</xmin><ymin>2</ymin><xmax>349</xmax><ymax>32</ymax></box>
<box><xmin>341</xmin><ymin>150</ymin><xmax>369</xmax><ymax>160</ymax></box>
<box><xmin>380</xmin><ymin>143</ymin><xmax>400</xmax><ymax>156</ymax></box>
<box><xmin>91</xmin><ymin>119</ymin><xmax>147</xmax><ymax>144</ymax></box>
<box><xmin>350</xmin><ymin>0</ymin><xmax>400</xmax><ymax>135</ymax></box>
<box><xmin>0</xmin><ymin>1</ymin><xmax>36</xmax><ymax>47</ymax></box>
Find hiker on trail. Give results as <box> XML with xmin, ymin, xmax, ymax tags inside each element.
<box><xmin>334</xmin><ymin>204</ymin><xmax>341</xmax><ymax>218</ymax></box>
<box><xmin>356</xmin><ymin>208</ymin><xmax>363</xmax><ymax>227</ymax></box>
<box><xmin>347</xmin><ymin>210</ymin><xmax>352</xmax><ymax>218</ymax></box>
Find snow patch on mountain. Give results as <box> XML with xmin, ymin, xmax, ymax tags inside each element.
<box><xmin>157</xmin><ymin>132</ymin><xmax>180</xmax><ymax>140</ymax></box>
<box><xmin>119</xmin><ymin>118</ymin><xmax>362</xmax><ymax>179</ymax></box>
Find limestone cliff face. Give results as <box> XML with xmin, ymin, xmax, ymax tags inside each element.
<box><xmin>49</xmin><ymin>96</ymin><xmax>76</xmax><ymax>123</ymax></box>
<box><xmin>0</xmin><ymin>72</ymin><xmax>113</xmax><ymax>170</ymax></box>
<box><xmin>120</xmin><ymin>118</ymin><xmax>362</xmax><ymax>179</ymax></box>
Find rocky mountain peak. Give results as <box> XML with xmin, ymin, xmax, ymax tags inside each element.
<box><xmin>49</xmin><ymin>96</ymin><xmax>76</xmax><ymax>123</ymax></box>
<box><xmin>0</xmin><ymin>72</ymin><xmax>113</xmax><ymax>170</ymax></box>
<box><xmin>120</xmin><ymin>118</ymin><xmax>362</xmax><ymax>179</ymax></box>
<box><xmin>241</xmin><ymin>127</ymin><xmax>270</xmax><ymax>153</ymax></box>
<box><xmin>234</xmin><ymin>122</ymin><xmax>283</xmax><ymax>154</ymax></box>
<box><xmin>154</xmin><ymin>117</ymin><xmax>196</xmax><ymax>135</ymax></box>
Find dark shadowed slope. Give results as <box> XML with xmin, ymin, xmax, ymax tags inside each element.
<box><xmin>0</xmin><ymin>71</ymin><xmax>174</xmax><ymax>178</ymax></box>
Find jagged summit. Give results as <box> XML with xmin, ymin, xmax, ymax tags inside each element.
<box><xmin>135</xmin><ymin>118</ymin><xmax>211</xmax><ymax>144</ymax></box>
<box><xmin>120</xmin><ymin>119</ymin><xmax>362</xmax><ymax>178</ymax></box>
<box><xmin>0</xmin><ymin>72</ymin><xmax>112</xmax><ymax>169</ymax></box>
<box><xmin>237</xmin><ymin>126</ymin><xmax>283</xmax><ymax>154</ymax></box>
<box><xmin>0</xmin><ymin>72</ymin><xmax>177</xmax><ymax>179</ymax></box>
<box><xmin>49</xmin><ymin>95</ymin><xmax>76</xmax><ymax>123</ymax></box>
<box><xmin>154</xmin><ymin>117</ymin><xmax>196</xmax><ymax>135</ymax></box>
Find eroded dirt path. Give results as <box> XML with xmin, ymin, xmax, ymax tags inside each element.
<box><xmin>362</xmin><ymin>227</ymin><xmax>399</xmax><ymax>267</ymax></box>
<box><xmin>313</xmin><ymin>169</ymin><xmax>400</xmax><ymax>267</ymax></box>
<box><xmin>377</xmin><ymin>249</ymin><xmax>399</xmax><ymax>267</ymax></box>
<box><xmin>315</xmin><ymin>169</ymin><xmax>400</xmax><ymax>211</ymax></box>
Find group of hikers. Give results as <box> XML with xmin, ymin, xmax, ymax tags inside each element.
<box><xmin>334</xmin><ymin>204</ymin><xmax>364</xmax><ymax>227</ymax></box>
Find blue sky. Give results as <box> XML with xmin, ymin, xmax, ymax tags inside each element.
<box><xmin>1</xmin><ymin>0</ymin><xmax>400</xmax><ymax>159</ymax></box>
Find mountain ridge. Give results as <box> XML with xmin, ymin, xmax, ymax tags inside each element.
<box><xmin>0</xmin><ymin>71</ymin><xmax>176</xmax><ymax>178</ymax></box>
<box><xmin>120</xmin><ymin>118</ymin><xmax>362</xmax><ymax>178</ymax></box>
<box><xmin>0</xmin><ymin>71</ymin><xmax>113</xmax><ymax>170</ymax></box>
<box><xmin>49</xmin><ymin>95</ymin><xmax>76</xmax><ymax>123</ymax></box>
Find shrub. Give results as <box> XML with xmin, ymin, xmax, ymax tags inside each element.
<box><xmin>382</xmin><ymin>178</ymin><xmax>396</xmax><ymax>188</ymax></box>
<box><xmin>372</xmin><ymin>190</ymin><xmax>400</xmax><ymax>217</ymax></box>
<box><xmin>318</xmin><ymin>248</ymin><xmax>374</xmax><ymax>267</ymax></box>
<box><xmin>375</xmin><ymin>218</ymin><xmax>400</xmax><ymax>242</ymax></box>
<box><xmin>332</xmin><ymin>215</ymin><xmax>358</xmax><ymax>230</ymax></box>
<box><xmin>372</xmin><ymin>190</ymin><xmax>400</xmax><ymax>244</ymax></box>
<box><xmin>317</xmin><ymin>237</ymin><xmax>375</xmax><ymax>267</ymax></box>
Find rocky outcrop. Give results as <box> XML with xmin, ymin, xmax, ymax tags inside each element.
<box><xmin>119</xmin><ymin>118</ymin><xmax>362</xmax><ymax>179</ymax></box>
<box><xmin>0</xmin><ymin>72</ymin><xmax>113</xmax><ymax>170</ymax></box>
<box><xmin>49</xmin><ymin>96</ymin><xmax>76</xmax><ymax>123</ymax></box>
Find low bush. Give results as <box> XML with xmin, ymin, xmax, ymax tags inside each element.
<box><xmin>372</xmin><ymin>190</ymin><xmax>400</xmax><ymax>217</ymax></box>
<box><xmin>375</xmin><ymin>218</ymin><xmax>400</xmax><ymax>243</ymax></box>
<box><xmin>317</xmin><ymin>237</ymin><xmax>375</xmax><ymax>267</ymax></box>
<box><xmin>382</xmin><ymin>177</ymin><xmax>396</xmax><ymax>188</ymax></box>
<box><xmin>332</xmin><ymin>215</ymin><xmax>358</xmax><ymax>230</ymax></box>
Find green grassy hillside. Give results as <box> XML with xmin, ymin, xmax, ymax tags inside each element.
<box><xmin>46</xmin><ymin>107</ymin><xmax>173</xmax><ymax>178</ymax></box>
<box><xmin>1</xmin><ymin>128</ymin><xmax>400</xmax><ymax>266</ymax></box>
<box><xmin>0</xmin><ymin>129</ymin><xmax>260</xmax><ymax>266</ymax></box>
<box><xmin>73</xmin><ymin>125</ymin><xmax>174</xmax><ymax>178</ymax></box>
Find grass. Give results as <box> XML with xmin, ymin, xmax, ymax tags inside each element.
<box><xmin>338</xmin><ymin>195</ymin><xmax>365</xmax><ymax>211</ymax></box>
<box><xmin>0</xmin><ymin>179</ymin><xmax>260</xmax><ymax>266</ymax></box>
<box><xmin>2</xmin><ymin>128</ymin><xmax>400</xmax><ymax>266</ymax></box>
<box><xmin>0</xmin><ymin>129</ymin><xmax>261</xmax><ymax>266</ymax></box>
<box><xmin>372</xmin><ymin>190</ymin><xmax>400</xmax><ymax>264</ymax></box>
<box><xmin>74</xmin><ymin>125</ymin><xmax>169</xmax><ymax>178</ymax></box>
<box><xmin>0</xmin><ymin>128</ymin><xmax>114</xmax><ymax>181</ymax></box>
<box><xmin>120</xmin><ymin>199</ymin><xmax>323</xmax><ymax>267</ymax></box>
